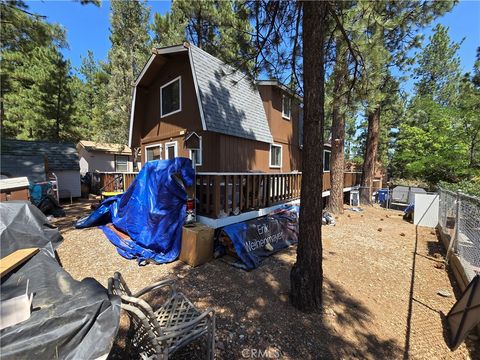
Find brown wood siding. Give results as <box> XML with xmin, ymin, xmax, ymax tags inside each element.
<box><xmin>135</xmin><ymin>55</ymin><xmax>303</xmax><ymax>172</ymax></box>
<box><xmin>139</xmin><ymin>52</ymin><xmax>203</xmax><ymax>160</ymax></box>
<box><xmin>258</xmin><ymin>85</ymin><xmax>302</xmax><ymax>172</ymax></box>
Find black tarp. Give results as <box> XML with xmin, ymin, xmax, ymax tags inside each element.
<box><xmin>0</xmin><ymin>202</ymin><xmax>120</xmax><ymax>359</ymax></box>
<box><xmin>0</xmin><ymin>202</ymin><xmax>63</xmax><ymax>258</ymax></box>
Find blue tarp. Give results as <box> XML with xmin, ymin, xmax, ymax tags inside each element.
<box><xmin>219</xmin><ymin>205</ymin><xmax>299</xmax><ymax>270</ymax></box>
<box><xmin>76</xmin><ymin>158</ymin><xmax>194</xmax><ymax>264</ymax></box>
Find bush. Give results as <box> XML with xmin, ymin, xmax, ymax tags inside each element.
<box><xmin>438</xmin><ymin>178</ymin><xmax>480</xmax><ymax>197</ymax></box>
<box><xmin>390</xmin><ymin>178</ymin><xmax>431</xmax><ymax>190</ymax></box>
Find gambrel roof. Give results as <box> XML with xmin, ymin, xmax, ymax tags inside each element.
<box><xmin>129</xmin><ymin>43</ymin><xmax>273</xmax><ymax>147</ymax></box>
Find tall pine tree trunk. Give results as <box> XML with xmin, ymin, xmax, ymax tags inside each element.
<box><xmin>327</xmin><ymin>38</ymin><xmax>347</xmax><ymax>214</ymax></box>
<box><xmin>290</xmin><ymin>0</ymin><xmax>327</xmax><ymax>312</ymax></box>
<box><xmin>360</xmin><ymin>107</ymin><xmax>380</xmax><ymax>205</ymax></box>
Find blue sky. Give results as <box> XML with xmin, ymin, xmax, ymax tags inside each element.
<box><xmin>27</xmin><ymin>0</ymin><xmax>479</xmax><ymax>85</ymax></box>
<box><xmin>27</xmin><ymin>0</ymin><xmax>172</xmax><ymax>69</ymax></box>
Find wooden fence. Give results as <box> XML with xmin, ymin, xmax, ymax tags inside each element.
<box><xmin>90</xmin><ymin>172</ymin><xmax>138</xmax><ymax>193</ymax></box>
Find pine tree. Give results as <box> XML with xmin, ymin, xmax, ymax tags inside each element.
<box><xmin>152</xmin><ymin>0</ymin><xmax>252</xmax><ymax>71</ymax></box>
<box><xmin>0</xmin><ymin>0</ymin><xmax>67</xmax><ymax>138</ymax></box>
<box><xmin>106</xmin><ymin>0</ymin><xmax>150</xmax><ymax>144</ymax></box>
<box><xmin>392</xmin><ymin>29</ymin><xmax>480</xmax><ymax>183</ymax></box>
<box><xmin>289</xmin><ymin>0</ymin><xmax>329</xmax><ymax>312</ymax></box>
<box><xmin>3</xmin><ymin>44</ymin><xmax>76</xmax><ymax>141</ymax></box>
<box><xmin>354</xmin><ymin>1</ymin><xmax>453</xmax><ymax>204</ymax></box>
<box><xmin>327</xmin><ymin>36</ymin><xmax>349</xmax><ymax>214</ymax></box>
<box><xmin>71</xmin><ymin>50</ymin><xmax>110</xmax><ymax>140</ymax></box>
<box><xmin>414</xmin><ymin>24</ymin><xmax>462</xmax><ymax>105</ymax></box>
<box><xmin>40</xmin><ymin>49</ymin><xmax>76</xmax><ymax>141</ymax></box>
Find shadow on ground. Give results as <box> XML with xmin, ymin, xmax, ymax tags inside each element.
<box><xmin>110</xmin><ymin>250</ymin><xmax>402</xmax><ymax>360</ymax></box>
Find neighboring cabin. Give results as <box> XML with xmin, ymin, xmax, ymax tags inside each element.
<box><xmin>77</xmin><ymin>140</ymin><xmax>138</xmax><ymax>175</ymax></box>
<box><xmin>0</xmin><ymin>139</ymin><xmax>81</xmax><ymax>198</ymax></box>
<box><xmin>129</xmin><ymin>42</ymin><xmax>332</xmax><ymax>173</ymax></box>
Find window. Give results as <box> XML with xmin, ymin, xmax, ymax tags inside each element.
<box><xmin>324</xmin><ymin>149</ymin><xmax>331</xmax><ymax>172</ymax></box>
<box><xmin>189</xmin><ymin>136</ymin><xmax>202</xmax><ymax>167</ymax></box>
<box><xmin>161</xmin><ymin>76</ymin><xmax>181</xmax><ymax>117</ymax></box>
<box><xmin>165</xmin><ymin>141</ymin><xmax>178</xmax><ymax>160</ymax></box>
<box><xmin>282</xmin><ymin>95</ymin><xmax>291</xmax><ymax>120</ymax></box>
<box><xmin>270</xmin><ymin>144</ymin><xmax>282</xmax><ymax>168</ymax></box>
<box><xmin>145</xmin><ymin>144</ymin><xmax>162</xmax><ymax>162</ymax></box>
<box><xmin>115</xmin><ymin>155</ymin><xmax>129</xmax><ymax>172</ymax></box>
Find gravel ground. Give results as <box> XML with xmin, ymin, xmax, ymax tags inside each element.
<box><xmin>54</xmin><ymin>200</ymin><xmax>479</xmax><ymax>359</ymax></box>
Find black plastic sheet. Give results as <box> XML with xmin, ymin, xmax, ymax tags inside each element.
<box><xmin>0</xmin><ymin>202</ymin><xmax>120</xmax><ymax>359</ymax></box>
<box><xmin>0</xmin><ymin>201</ymin><xmax>63</xmax><ymax>258</ymax></box>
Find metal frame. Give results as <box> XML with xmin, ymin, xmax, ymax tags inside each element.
<box><xmin>108</xmin><ymin>272</ymin><xmax>215</xmax><ymax>359</ymax></box>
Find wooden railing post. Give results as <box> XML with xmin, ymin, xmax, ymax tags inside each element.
<box><xmin>205</xmin><ymin>175</ymin><xmax>211</xmax><ymax>216</ymax></box>
<box><xmin>224</xmin><ymin>175</ymin><xmax>229</xmax><ymax>215</ymax></box>
<box><xmin>245</xmin><ymin>175</ymin><xmax>250</xmax><ymax>210</ymax></box>
<box><xmin>213</xmin><ymin>176</ymin><xmax>221</xmax><ymax>218</ymax></box>
<box><xmin>232</xmin><ymin>175</ymin><xmax>237</xmax><ymax>214</ymax></box>
<box><xmin>239</xmin><ymin>175</ymin><xmax>244</xmax><ymax>212</ymax></box>
<box><xmin>266</xmin><ymin>175</ymin><xmax>271</xmax><ymax>206</ymax></box>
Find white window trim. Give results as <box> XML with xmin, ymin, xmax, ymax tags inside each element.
<box><xmin>323</xmin><ymin>149</ymin><xmax>331</xmax><ymax>172</ymax></box>
<box><xmin>282</xmin><ymin>95</ymin><xmax>291</xmax><ymax>120</ymax></box>
<box><xmin>114</xmin><ymin>154</ymin><xmax>129</xmax><ymax>172</ymax></box>
<box><xmin>160</xmin><ymin>76</ymin><xmax>182</xmax><ymax>118</ymax></box>
<box><xmin>145</xmin><ymin>143</ymin><xmax>163</xmax><ymax>162</ymax></box>
<box><xmin>189</xmin><ymin>136</ymin><xmax>202</xmax><ymax>166</ymax></box>
<box><xmin>269</xmin><ymin>143</ymin><xmax>282</xmax><ymax>169</ymax></box>
<box><xmin>165</xmin><ymin>141</ymin><xmax>178</xmax><ymax>159</ymax></box>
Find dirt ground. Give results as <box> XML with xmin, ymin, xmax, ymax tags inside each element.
<box><xmin>54</xmin><ymin>200</ymin><xmax>479</xmax><ymax>359</ymax></box>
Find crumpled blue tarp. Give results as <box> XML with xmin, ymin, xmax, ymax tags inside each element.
<box><xmin>404</xmin><ymin>202</ymin><xmax>415</xmax><ymax>214</ymax></box>
<box><xmin>76</xmin><ymin>158</ymin><xmax>194</xmax><ymax>264</ymax></box>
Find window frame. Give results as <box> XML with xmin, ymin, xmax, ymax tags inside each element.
<box><xmin>114</xmin><ymin>154</ymin><xmax>129</xmax><ymax>172</ymax></box>
<box><xmin>189</xmin><ymin>136</ymin><xmax>202</xmax><ymax>167</ymax></box>
<box><xmin>145</xmin><ymin>143</ymin><xmax>163</xmax><ymax>162</ymax></box>
<box><xmin>165</xmin><ymin>141</ymin><xmax>178</xmax><ymax>160</ymax></box>
<box><xmin>323</xmin><ymin>149</ymin><xmax>331</xmax><ymax>172</ymax></box>
<box><xmin>282</xmin><ymin>95</ymin><xmax>291</xmax><ymax>120</ymax></box>
<box><xmin>269</xmin><ymin>143</ymin><xmax>282</xmax><ymax>169</ymax></box>
<box><xmin>160</xmin><ymin>76</ymin><xmax>182</xmax><ymax>118</ymax></box>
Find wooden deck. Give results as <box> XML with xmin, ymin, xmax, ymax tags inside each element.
<box><xmin>93</xmin><ymin>170</ymin><xmax>362</xmax><ymax>220</ymax></box>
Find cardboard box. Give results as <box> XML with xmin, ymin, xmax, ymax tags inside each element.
<box><xmin>179</xmin><ymin>224</ymin><xmax>214</xmax><ymax>267</ymax></box>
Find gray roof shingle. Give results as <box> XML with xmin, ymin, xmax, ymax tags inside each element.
<box><xmin>1</xmin><ymin>139</ymin><xmax>80</xmax><ymax>171</ymax></box>
<box><xmin>189</xmin><ymin>45</ymin><xmax>273</xmax><ymax>143</ymax></box>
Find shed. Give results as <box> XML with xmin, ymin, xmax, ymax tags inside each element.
<box><xmin>76</xmin><ymin>140</ymin><xmax>138</xmax><ymax>174</ymax></box>
<box><xmin>1</xmin><ymin>139</ymin><xmax>81</xmax><ymax>198</ymax></box>
<box><xmin>0</xmin><ymin>177</ymin><xmax>30</xmax><ymax>202</ymax></box>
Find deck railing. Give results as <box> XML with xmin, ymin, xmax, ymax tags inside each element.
<box><xmin>196</xmin><ymin>171</ymin><xmax>362</xmax><ymax>218</ymax></box>
<box><xmin>91</xmin><ymin>170</ymin><xmax>362</xmax><ymax>218</ymax></box>
<box><xmin>195</xmin><ymin>172</ymin><xmax>302</xmax><ymax>218</ymax></box>
<box><xmin>89</xmin><ymin>172</ymin><xmax>139</xmax><ymax>194</ymax></box>
<box><xmin>342</xmin><ymin>172</ymin><xmax>363</xmax><ymax>190</ymax></box>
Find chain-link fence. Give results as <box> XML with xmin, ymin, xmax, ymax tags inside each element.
<box><xmin>438</xmin><ymin>188</ymin><xmax>480</xmax><ymax>282</ymax></box>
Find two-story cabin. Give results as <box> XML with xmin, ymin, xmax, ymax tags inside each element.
<box><xmin>129</xmin><ymin>43</ymin><xmax>360</xmax><ymax>227</ymax></box>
